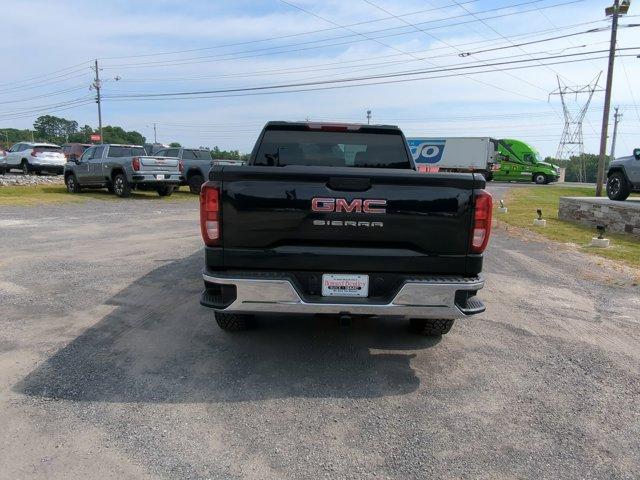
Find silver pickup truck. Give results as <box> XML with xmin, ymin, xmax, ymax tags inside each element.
<box><xmin>64</xmin><ymin>144</ymin><xmax>182</xmax><ymax>197</ymax></box>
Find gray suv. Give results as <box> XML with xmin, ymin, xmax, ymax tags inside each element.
<box><xmin>607</xmin><ymin>148</ymin><xmax>640</xmax><ymax>201</ymax></box>
<box><xmin>64</xmin><ymin>144</ymin><xmax>182</xmax><ymax>197</ymax></box>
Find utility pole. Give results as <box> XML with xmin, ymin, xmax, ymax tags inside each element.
<box><xmin>596</xmin><ymin>0</ymin><xmax>630</xmax><ymax>196</ymax></box>
<box><xmin>91</xmin><ymin>60</ymin><xmax>103</xmax><ymax>142</ymax></box>
<box><xmin>610</xmin><ymin>107</ymin><xmax>622</xmax><ymax>160</ymax></box>
<box><xmin>153</xmin><ymin>122</ymin><xmax>157</xmax><ymax>143</ymax></box>
<box><xmin>366</xmin><ymin>109</ymin><xmax>372</xmax><ymax>125</ymax></box>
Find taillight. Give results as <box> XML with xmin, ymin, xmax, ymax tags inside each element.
<box><xmin>200</xmin><ymin>183</ymin><xmax>221</xmax><ymax>246</ymax></box>
<box><xmin>132</xmin><ymin>157</ymin><xmax>140</xmax><ymax>171</ymax></box>
<box><xmin>179</xmin><ymin>160</ymin><xmax>184</xmax><ymax>173</ymax></box>
<box><xmin>31</xmin><ymin>149</ymin><xmax>39</xmax><ymax>157</ymax></box>
<box><xmin>470</xmin><ymin>190</ymin><xmax>493</xmax><ymax>253</ymax></box>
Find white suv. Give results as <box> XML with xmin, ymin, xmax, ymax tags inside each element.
<box><xmin>5</xmin><ymin>142</ymin><xmax>66</xmax><ymax>175</ymax></box>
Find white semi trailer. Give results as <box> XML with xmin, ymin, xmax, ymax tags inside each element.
<box><xmin>406</xmin><ymin>137</ymin><xmax>500</xmax><ymax>180</ymax></box>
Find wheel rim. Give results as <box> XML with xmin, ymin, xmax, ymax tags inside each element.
<box><xmin>67</xmin><ymin>177</ymin><xmax>75</xmax><ymax>191</ymax></box>
<box><xmin>22</xmin><ymin>163</ymin><xmax>28</xmax><ymax>174</ymax></box>
<box><xmin>609</xmin><ymin>178</ymin><xmax>620</xmax><ymax>196</ymax></box>
<box><xmin>114</xmin><ymin>177</ymin><xmax>123</xmax><ymax>195</ymax></box>
<box><xmin>536</xmin><ymin>175</ymin><xmax>544</xmax><ymax>183</ymax></box>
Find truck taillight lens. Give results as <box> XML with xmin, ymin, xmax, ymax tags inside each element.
<box><xmin>200</xmin><ymin>183</ymin><xmax>220</xmax><ymax>246</ymax></box>
<box><xmin>470</xmin><ymin>190</ymin><xmax>492</xmax><ymax>253</ymax></box>
<box><xmin>31</xmin><ymin>149</ymin><xmax>39</xmax><ymax>157</ymax></box>
<box><xmin>179</xmin><ymin>160</ymin><xmax>184</xmax><ymax>173</ymax></box>
<box><xmin>132</xmin><ymin>157</ymin><xmax>140</xmax><ymax>171</ymax></box>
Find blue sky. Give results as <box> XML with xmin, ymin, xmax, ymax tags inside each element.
<box><xmin>1</xmin><ymin>0</ymin><xmax>639</xmax><ymax>157</ymax></box>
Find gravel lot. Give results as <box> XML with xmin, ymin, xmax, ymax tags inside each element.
<box><xmin>1</xmin><ymin>186</ymin><xmax>639</xmax><ymax>479</ymax></box>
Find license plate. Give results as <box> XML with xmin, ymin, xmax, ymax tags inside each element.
<box><xmin>321</xmin><ymin>274</ymin><xmax>369</xmax><ymax>297</ymax></box>
<box><xmin>156</xmin><ymin>174</ymin><xmax>165</xmax><ymax>180</ymax></box>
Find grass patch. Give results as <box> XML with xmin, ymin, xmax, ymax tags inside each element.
<box><xmin>496</xmin><ymin>186</ymin><xmax>640</xmax><ymax>268</ymax></box>
<box><xmin>0</xmin><ymin>184</ymin><xmax>197</xmax><ymax>206</ymax></box>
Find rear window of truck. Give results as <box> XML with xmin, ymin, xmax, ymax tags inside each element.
<box><xmin>108</xmin><ymin>146</ymin><xmax>147</xmax><ymax>157</ymax></box>
<box><xmin>254</xmin><ymin>130</ymin><xmax>411</xmax><ymax>169</ymax></box>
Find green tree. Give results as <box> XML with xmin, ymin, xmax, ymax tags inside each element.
<box><xmin>169</xmin><ymin>142</ymin><xmax>181</xmax><ymax>147</ymax></box>
<box><xmin>210</xmin><ymin>145</ymin><xmax>248</xmax><ymax>160</ymax></box>
<box><xmin>101</xmin><ymin>126</ymin><xmax>145</xmax><ymax>145</ymax></box>
<box><xmin>33</xmin><ymin>115</ymin><xmax>78</xmax><ymax>142</ymax></box>
<box><xmin>0</xmin><ymin>128</ymin><xmax>34</xmax><ymax>149</ymax></box>
<box><xmin>553</xmin><ymin>153</ymin><xmax>610</xmax><ymax>183</ymax></box>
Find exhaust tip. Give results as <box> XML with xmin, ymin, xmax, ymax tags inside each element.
<box><xmin>339</xmin><ymin>314</ymin><xmax>352</xmax><ymax>328</ymax></box>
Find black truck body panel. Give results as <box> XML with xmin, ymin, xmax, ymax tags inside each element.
<box><xmin>207</xmin><ymin>165</ymin><xmax>484</xmax><ymax>275</ymax></box>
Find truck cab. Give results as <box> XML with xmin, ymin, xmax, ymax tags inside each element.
<box><xmin>493</xmin><ymin>139</ymin><xmax>559</xmax><ymax>184</ymax></box>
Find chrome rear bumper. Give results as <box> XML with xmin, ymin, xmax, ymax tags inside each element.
<box><xmin>201</xmin><ymin>272</ymin><xmax>485</xmax><ymax>319</ymax></box>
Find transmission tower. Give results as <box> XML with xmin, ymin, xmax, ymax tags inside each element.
<box><xmin>549</xmin><ymin>72</ymin><xmax>602</xmax><ymax>182</ymax></box>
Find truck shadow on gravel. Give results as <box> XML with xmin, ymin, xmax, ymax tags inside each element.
<box><xmin>16</xmin><ymin>253</ymin><xmax>439</xmax><ymax>403</ymax></box>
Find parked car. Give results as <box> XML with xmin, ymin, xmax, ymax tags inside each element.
<box><xmin>64</xmin><ymin>144</ymin><xmax>182</xmax><ymax>197</ymax></box>
<box><xmin>154</xmin><ymin>147</ymin><xmax>213</xmax><ymax>194</ymax></box>
<box><xmin>606</xmin><ymin>148</ymin><xmax>640</xmax><ymax>201</ymax></box>
<box><xmin>0</xmin><ymin>149</ymin><xmax>6</xmax><ymax>174</ymax></box>
<box><xmin>4</xmin><ymin>142</ymin><xmax>66</xmax><ymax>174</ymax></box>
<box><xmin>62</xmin><ymin>143</ymin><xmax>91</xmax><ymax>162</ymax></box>
<box><xmin>199</xmin><ymin>121</ymin><xmax>492</xmax><ymax>335</ymax></box>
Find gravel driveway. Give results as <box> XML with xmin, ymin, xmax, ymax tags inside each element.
<box><xmin>0</xmin><ymin>188</ymin><xmax>638</xmax><ymax>479</ymax></box>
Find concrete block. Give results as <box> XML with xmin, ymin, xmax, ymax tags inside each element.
<box><xmin>590</xmin><ymin>237</ymin><xmax>610</xmax><ymax>248</ymax></box>
<box><xmin>533</xmin><ymin>219</ymin><xmax>546</xmax><ymax>227</ymax></box>
<box><xmin>498</xmin><ymin>207</ymin><xmax>508</xmax><ymax>214</ymax></box>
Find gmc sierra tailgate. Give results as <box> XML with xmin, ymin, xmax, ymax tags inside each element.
<box><xmin>211</xmin><ymin>165</ymin><xmax>484</xmax><ymax>274</ymax></box>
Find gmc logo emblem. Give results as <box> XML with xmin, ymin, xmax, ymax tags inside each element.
<box><xmin>311</xmin><ymin>197</ymin><xmax>387</xmax><ymax>214</ymax></box>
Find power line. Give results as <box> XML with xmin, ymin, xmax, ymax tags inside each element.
<box><xmin>97</xmin><ymin>0</ymin><xmax>483</xmax><ymax>61</ymax></box>
<box><xmin>0</xmin><ymin>61</ymin><xmax>91</xmax><ymax>88</ymax></box>
<box><xmin>0</xmin><ymin>71</ymin><xmax>89</xmax><ymax>96</ymax></box>
<box><xmin>450</xmin><ymin>0</ymin><xmax>574</xmax><ymax>84</ymax></box>
<box><xmin>103</xmin><ymin>48</ymin><xmax>637</xmax><ymax>100</ymax></box>
<box><xmin>280</xmin><ymin>0</ymin><xmax>547</xmax><ymax>101</ymax></box>
<box><xmin>101</xmin><ymin>51</ymin><xmax>639</xmax><ymax>102</ymax></box>
<box><xmin>619</xmin><ymin>55</ymin><xmax>640</xmax><ymax>122</ymax></box>
<box><xmin>113</xmin><ymin>20</ymin><xmax>609</xmax><ymax>84</ymax></box>
<box><xmin>0</xmin><ymin>97</ymin><xmax>94</xmax><ymax>119</ymax></box>
<box><xmin>0</xmin><ymin>85</ymin><xmax>87</xmax><ymax>105</ymax></box>
<box><xmin>101</xmin><ymin>0</ymin><xmax>585</xmax><ymax>70</ymax></box>
<box><xmin>362</xmin><ymin>0</ymin><xmax>554</xmax><ymax>96</ymax></box>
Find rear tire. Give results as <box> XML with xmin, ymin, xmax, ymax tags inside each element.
<box><xmin>533</xmin><ymin>173</ymin><xmax>547</xmax><ymax>185</ymax></box>
<box><xmin>188</xmin><ymin>174</ymin><xmax>205</xmax><ymax>194</ymax></box>
<box><xmin>409</xmin><ymin>318</ymin><xmax>454</xmax><ymax>336</ymax></box>
<box><xmin>606</xmin><ymin>172</ymin><xmax>630</xmax><ymax>201</ymax></box>
<box><xmin>65</xmin><ymin>174</ymin><xmax>81</xmax><ymax>193</ymax></box>
<box><xmin>21</xmin><ymin>160</ymin><xmax>29</xmax><ymax>175</ymax></box>
<box><xmin>215</xmin><ymin>312</ymin><xmax>251</xmax><ymax>331</ymax></box>
<box><xmin>157</xmin><ymin>185</ymin><xmax>174</xmax><ymax>197</ymax></box>
<box><xmin>112</xmin><ymin>173</ymin><xmax>131</xmax><ymax>197</ymax></box>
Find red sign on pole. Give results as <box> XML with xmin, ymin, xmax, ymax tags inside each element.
<box><xmin>90</xmin><ymin>134</ymin><xmax>101</xmax><ymax>142</ymax></box>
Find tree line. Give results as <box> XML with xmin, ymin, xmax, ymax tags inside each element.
<box><xmin>544</xmin><ymin>153</ymin><xmax>611</xmax><ymax>183</ymax></box>
<box><xmin>0</xmin><ymin>115</ymin><xmax>249</xmax><ymax>160</ymax></box>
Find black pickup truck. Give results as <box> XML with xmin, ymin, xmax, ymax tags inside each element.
<box><xmin>199</xmin><ymin>121</ymin><xmax>492</xmax><ymax>336</ymax></box>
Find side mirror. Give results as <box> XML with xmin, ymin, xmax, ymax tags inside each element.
<box><xmin>633</xmin><ymin>148</ymin><xmax>640</xmax><ymax>160</ymax></box>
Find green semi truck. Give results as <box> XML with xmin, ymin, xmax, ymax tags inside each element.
<box><xmin>493</xmin><ymin>139</ymin><xmax>560</xmax><ymax>184</ymax></box>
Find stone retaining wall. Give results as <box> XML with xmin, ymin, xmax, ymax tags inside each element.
<box><xmin>558</xmin><ymin>196</ymin><xmax>640</xmax><ymax>236</ymax></box>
